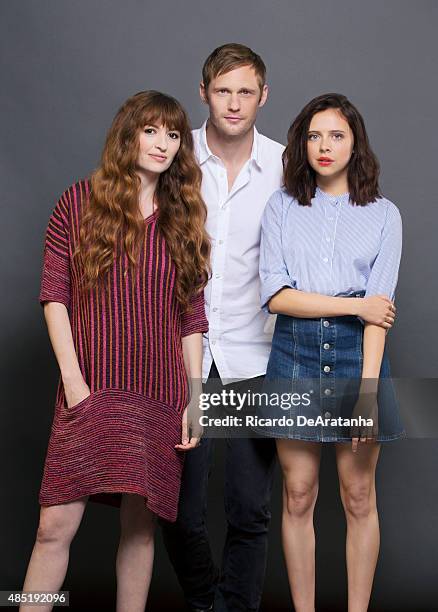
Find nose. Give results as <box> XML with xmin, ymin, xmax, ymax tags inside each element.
<box><xmin>155</xmin><ymin>130</ymin><xmax>168</xmax><ymax>152</ymax></box>
<box><xmin>228</xmin><ymin>93</ymin><xmax>240</xmax><ymax>112</ymax></box>
<box><xmin>319</xmin><ymin>136</ymin><xmax>331</xmax><ymax>153</ymax></box>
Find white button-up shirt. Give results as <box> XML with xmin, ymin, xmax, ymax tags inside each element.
<box><xmin>192</xmin><ymin>121</ymin><xmax>284</xmax><ymax>381</ymax></box>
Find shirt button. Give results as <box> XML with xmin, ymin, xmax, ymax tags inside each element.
<box><xmin>324</xmin><ymin>411</ymin><xmax>332</xmax><ymax>418</ymax></box>
<box><xmin>218</xmin><ymin>240</ymin><xmax>224</xmax><ymax>245</ymax></box>
<box><xmin>322</xmin><ymin>257</ymin><xmax>329</xmax><ymax>263</ymax></box>
<box><xmin>323</xmin><ymin>365</ymin><xmax>331</xmax><ymax>373</ymax></box>
<box><xmin>215</xmin><ymin>274</ymin><xmax>221</xmax><ymax>279</ymax></box>
<box><xmin>323</xmin><ymin>320</ymin><xmax>330</xmax><ymax>327</ymax></box>
<box><xmin>212</xmin><ymin>307</ymin><xmax>218</xmax><ymax>312</ymax></box>
<box><xmin>324</xmin><ymin>388</ymin><xmax>332</xmax><ymax>396</ymax></box>
<box><xmin>323</xmin><ymin>343</ymin><xmax>330</xmax><ymax>349</ymax></box>
<box><xmin>211</xmin><ymin>340</ymin><xmax>216</xmax><ymax>345</ymax></box>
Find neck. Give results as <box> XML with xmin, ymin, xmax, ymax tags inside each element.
<box><xmin>137</xmin><ymin>170</ymin><xmax>159</xmax><ymax>199</ymax></box>
<box><xmin>205</xmin><ymin>119</ymin><xmax>254</xmax><ymax>166</ymax></box>
<box><xmin>316</xmin><ymin>171</ymin><xmax>349</xmax><ymax>196</ymax></box>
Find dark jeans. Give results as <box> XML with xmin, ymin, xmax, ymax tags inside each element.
<box><xmin>159</xmin><ymin>362</ymin><xmax>277</xmax><ymax>612</ymax></box>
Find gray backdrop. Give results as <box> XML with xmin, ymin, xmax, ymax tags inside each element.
<box><xmin>1</xmin><ymin>1</ymin><xmax>437</xmax><ymax>610</ymax></box>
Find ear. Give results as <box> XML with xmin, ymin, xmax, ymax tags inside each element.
<box><xmin>199</xmin><ymin>82</ymin><xmax>208</xmax><ymax>105</ymax></box>
<box><xmin>258</xmin><ymin>84</ymin><xmax>269</xmax><ymax>108</ymax></box>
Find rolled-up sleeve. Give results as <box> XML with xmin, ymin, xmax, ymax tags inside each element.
<box><xmin>365</xmin><ymin>201</ymin><xmax>402</xmax><ymax>301</ymax></box>
<box><xmin>39</xmin><ymin>191</ymin><xmax>71</xmax><ymax>310</ymax></box>
<box><xmin>180</xmin><ymin>288</ymin><xmax>209</xmax><ymax>337</ymax></box>
<box><xmin>259</xmin><ymin>190</ymin><xmax>295</xmax><ymax>312</ymax></box>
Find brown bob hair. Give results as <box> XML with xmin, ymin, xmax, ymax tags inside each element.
<box><xmin>202</xmin><ymin>43</ymin><xmax>266</xmax><ymax>95</ymax></box>
<box><xmin>75</xmin><ymin>90</ymin><xmax>211</xmax><ymax>310</ymax></box>
<box><xmin>282</xmin><ymin>93</ymin><xmax>381</xmax><ymax>206</ymax></box>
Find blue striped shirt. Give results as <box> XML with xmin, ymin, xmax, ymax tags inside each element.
<box><xmin>259</xmin><ymin>186</ymin><xmax>402</xmax><ymax>312</ymax></box>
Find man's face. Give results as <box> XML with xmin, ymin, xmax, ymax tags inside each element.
<box><xmin>200</xmin><ymin>65</ymin><xmax>268</xmax><ymax>139</ymax></box>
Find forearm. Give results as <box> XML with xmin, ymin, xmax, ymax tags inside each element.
<box><xmin>43</xmin><ymin>302</ymin><xmax>83</xmax><ymax>384</ymax></box>
<box><xmin>182</xmin><ymin>332</ymin><xmax>203</xmax><ymax>395</ymax></box>
<box><xmin>360</xmin><ymin>323</ymin><xmax>386</xmax><ymax>392</ymax></box>
<box><xmin>268</xmin><ymin>288</ymin><xmax>361</xmax><ymax>318</ymax></box>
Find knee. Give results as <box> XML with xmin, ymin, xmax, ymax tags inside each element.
<box><xmin>341</xmin><ymin>483</ymin><xmax>375</xmax><ymax>520</ymax></box>
<box><xmin>283</xmin><ymin>482</ymin><xmax>318</xmax><ymax>519</ymax></box>
<box><xmin>36</xmin><ymin>510</ymin><xmax>76</xmax><ymax>547</ymax></box>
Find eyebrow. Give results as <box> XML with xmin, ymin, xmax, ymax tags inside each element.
<box><xmin>213</xmin><ymin>87</ymin><xmax>257</xmax><ymax>93</ymax></box>
<box><xmin>308</xmin><ymin>129</ymin><xmax>347</xmax><ymax>133</ymax></box>
<box><xmin>144</xmin><ymin>123</ymin><xmax>180</xmax><ymax>131</ymax></box>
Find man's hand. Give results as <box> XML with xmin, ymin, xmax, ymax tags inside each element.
<box><xmin>350</xmin><ymin>389</ymin><xmax>379</xmax><ymax>452</ymax></box>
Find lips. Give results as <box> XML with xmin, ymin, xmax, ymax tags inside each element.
<box><xmin>149</xmin><ymin>154</ymin><xmax>167</xmax><ymax>162</ymax></box>
<box><xmin>317</xmin><ymin>157</ymin><xmax>334</xmax><ymax>166</ymax></box>
<box><xmin>224</xmin><ymin>116</ymin><xmax>242</xmax><ymax>122</ymax></box>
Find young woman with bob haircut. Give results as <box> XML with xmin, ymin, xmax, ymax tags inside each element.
<box><xmin>21</xmin><ymin>90</ymin><xmax>210</xmax><ymax>612</ymax></box>
<box><xmin>258</xmin><ymin>93</ymin><xmax>404</xmax><ymax>611</ymax></box>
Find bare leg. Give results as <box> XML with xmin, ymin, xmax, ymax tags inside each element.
<box><xmin>20</xmin><ymin>497</ymin><xmax>88</xmax><ymax>612</ymax></box>
<box><xmin>276</xmin><ymin>439</ymin><xmax>321</xmax><ymax>612</ymax></box>
<box><xmin>336</xmin><ymin>443</ymin><xmax>381</xmax><ymax>612</ymax></box>
<box><xmin>116</xmin><ymin>494</ymin><xmax>156</xmax><ymax>612</ymax></box>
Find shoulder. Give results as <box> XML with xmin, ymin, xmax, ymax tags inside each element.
<box><xmin>373</xmin><ymin>196</ymin><xmax>402</xmax><ymax>225</ymax></box>
<box><xmin>51</xmin><ymin>179</ymin><xmax>90</xmax><ymax>223</ymax></box>
<box><xmin>257</xmin><ymin>131</ymin><xmax>285</xmax><ymax>159</ymax></box>
<box><xmin>191</xmin><ymin>127</ymin><xmax>203</xmax><ymax>161</ymax></box>
<box><xmin>264</xmin><ymin>187</ymin><xmax>296</xmax><ymax>219</ymax></box>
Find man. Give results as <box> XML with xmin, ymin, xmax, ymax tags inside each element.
<box><xmin>160</xmin><ymin>43</ymin><xmax>284</xmax><ymax>612</ymax></box>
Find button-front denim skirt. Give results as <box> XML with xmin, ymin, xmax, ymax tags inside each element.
<box><xmin>254</xmin><ymin>314</ymin><xmax>405</xmax><ymax>443</ymax></box>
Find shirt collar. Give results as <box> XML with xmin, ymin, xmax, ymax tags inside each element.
<box><xmin>315</xmin><ymin>185</ymin><xmax>350</xmax><ymax>207</ymax></box>
<box><xmin>197</xmin><ymin>120</ymin><xmax>263</xmax><ymax>170</ymax></box>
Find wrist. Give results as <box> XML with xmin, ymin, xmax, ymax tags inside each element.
<box><xmin>343</xmin><ymin>297</ymin><xmax>361</xmax><ymax>317</ymax></box>
<box><xmin>61</xmin><ymin>369</ymin><xmax>84</xmax><ymax>386</ymax></box>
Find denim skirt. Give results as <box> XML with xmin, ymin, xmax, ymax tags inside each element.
<box><xmin>254</xmin><ymin>314</ymin><xmax>405</xmax><ymax>443</ymax></box>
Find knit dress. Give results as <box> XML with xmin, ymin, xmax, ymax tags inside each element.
<box><xmin>38</xmin><ymin>179</ymin><xmax>208</xmax><ymax>521</ymax></box>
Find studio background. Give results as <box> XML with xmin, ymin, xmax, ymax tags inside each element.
<box><xmin>1</xmin><ymin>1</ymin><xmax>437</xmax><ymax>610</ymax></box>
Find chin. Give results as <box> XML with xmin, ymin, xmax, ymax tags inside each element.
<box><xmin>221</xmin><ymin>121</ymin><xmax>251</xmax><ymax>138</ymax></box>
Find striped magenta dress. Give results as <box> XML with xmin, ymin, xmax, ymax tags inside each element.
<box><xmin>38</xmin><ymin>179</ymin><xmax>208</xmax><ymax>521</ymax></box>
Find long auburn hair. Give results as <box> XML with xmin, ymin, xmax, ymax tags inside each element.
<box><xmin>75</xmin><ymin>91</ymin><xmax>211</xmax><ymax>310</ymax></box>
<box><xmin>283</xmin><ymin>93</ymin><xmax>381</xmax><ymax>206</ymax></box>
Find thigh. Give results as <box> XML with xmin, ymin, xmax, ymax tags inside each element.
<box><xmin>224</xmin><ymin>437</ymin><xmax>277</xmax><ymax>520</ymax></box>
<box><xmin>39</xmin><ymin>496</ymin><xmax>88</xmax><ymax>538</ymax></box>
<box><xmin>120</xmin><ymin>494</ymin><xmax>156</xmax><ymax>531</ymax></box>
<box><xmin>276</xmin><ymin>439</ymin><xmax>321</xmax><ymax>489</ymax></box>
<box><xmin>335</xmin><ymin>443</ymin><xmax>381</xmax><ymax>491</ymax></box>
<box><xmin>163</xmin><ymin>436</ymin><xmax>214</xmax><ymax>528</ymax></box>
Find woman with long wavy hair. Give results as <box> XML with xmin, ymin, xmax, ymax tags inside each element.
<box><xmin>21</xmin><ymin>91</ymin><xmax>211</xmax><ymax>611</ymax></box>
<box><xmin>258</xmin><ymin>93</ymin><xmax>404</xmax><ymax>611</ymax></box>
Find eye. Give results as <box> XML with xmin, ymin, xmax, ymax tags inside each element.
<box><xmin>240</xmin><ymin>89</ymin><xmax>251</xmax><ymax>95</ymax></box>
<box><xmin>168</xmin><ymin>131</ymin><xmax>180</xmax><ymax>140</ymax></box>
<box><xmin>308</xmin><ymin>134</ymin><xmax>319</xmax><ymax>141</ymax></box>
<box><xmin>143</xmin><ymin>127</ymin><xmax>156</xmax><ymax>135</ymax></box>
<box><xmin>332</xmin><ymin>132</ymin><xmax>344</xmax><ymax>140</ymax></box>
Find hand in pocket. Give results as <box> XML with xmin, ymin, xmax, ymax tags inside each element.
<box><xmin>64</xmin><ymin>378</ymin><xmax>91</xmax><ymax>409</ymax></box>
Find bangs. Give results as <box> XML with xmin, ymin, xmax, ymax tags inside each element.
<box><xmin>137</xmin><ymin>92</ymin><xmax>187</xmax><ymax>133</ymax></box>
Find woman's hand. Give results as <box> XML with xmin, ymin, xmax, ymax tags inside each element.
<box><xmin>63</xmin><ymin>375</ymin><xmax>91</xmax><ymax>409</ymax></box>
<box><xmin>175</xmin><ymin>392</ymin><xmax>204</xmax><ymax>452</ymax></box>
<box><xmin>356</xmin><ymin>295</ymin><xmax>396</xmax><ymax>329</ymax></box>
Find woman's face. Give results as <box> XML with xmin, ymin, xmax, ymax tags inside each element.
<box><xmin>306</xmin><ymin>108</ymin><xmax>354</xmax><ymax>180</ymax></box>
<box><xmin>136</xmin><ymin>123</ymin><xmax>181</xmax><ymax>176</ymax></box>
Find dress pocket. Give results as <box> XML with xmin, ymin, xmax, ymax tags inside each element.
<box><xmin>66</xmin><ymin>392</ymin><xmax>92</xmax><ymax>412</ymax></box>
